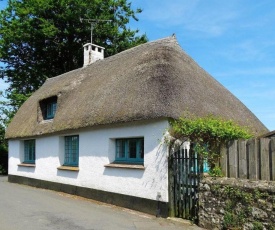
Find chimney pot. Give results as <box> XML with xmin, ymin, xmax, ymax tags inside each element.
<box><xmin>83</xmin><ymin>43</ymin><xmax>105</xmax><ymax>67</ymax></box>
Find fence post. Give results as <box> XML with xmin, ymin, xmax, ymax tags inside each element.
<box><xmin>260</xmin><ymin>138</ymin><xmax>271</xmax><ymax>181</ymax></box>
<box><xmin>220</xmin><ymin>145</ymin><xmax>228</xmax><ymax>177</ymax></box>
<box><xmin>247</xmin><ymin>138</ymin><xmax>259</xmax><ymax>180</ymax></box>
<box><xmin>271</xmin><ymin>138</ymin><xmax>275</xmax><ymax>181</ymax></box>
<box><xmin>219</xmin><ymin>138</ymin><xmax>275</xmax><ymax>181</ymax></box>
<box><xmin>168</xmin><ymin>153</ymin><xmax>175</xmax><ymax>217</ymax></box>
<box><xmin>238</xmin><ymin>139</ymin><xmax>247</xmax><ymax>179</ymax></box>
<box><xmin>228</xmin><ymin>140</ymin><xmax>238</xmax><ymax>178</ymax></box>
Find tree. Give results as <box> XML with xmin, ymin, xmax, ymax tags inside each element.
<box><xmin>0</xmin><ymin>121</ymin><xmax>7</xmax><ymax>153</ymax></box>
<box><xmin>0</xmin><ymin>0</ymin><xmax>147</xmax><ymax>122</ymax></box>
<box><xmin>0</xmin><ymin>90</ymin><xmax>31</xmax><ymax>126</ymax></box>
<box><xmin>0</xmin><ymin>116</ymin><xmax>8</xmax><ymax>175</ymax></box>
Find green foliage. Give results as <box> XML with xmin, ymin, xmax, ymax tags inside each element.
<box><xmin>222</xmin><ymin>188</ymin><xmax>251</xmax><ymax>229</ymax></box>
<box><xmin>253</xmin><ymin>189</ymin><xmax>269</xmax><ymax>201</ymax></box>
<box><xmin>267</xmin><ymin>224</ymin><xmax>275</xmax><ymax>230</ymax></box>
<box><xmin>224</xmin><ymin>186</ymin><xmax>253</xmax><ymax>204</ymax></box>
<box><xmin>253</xmin><ymin>221</ymin><xmax>264</xmax><ymax>230</ymax></box>
<box><xmin>223</xmin><ymin>211</ymin><xmax>243</xmax><ymax>229</ymax></box>
<box><xmin>209</xmin><ymin>165</ymin><xmax>223</xmax><ymax>177</ymax></box>
<box><xmin>0</xmin><ymin>90</ymin><xmax>31</xmax><ymax>126</ymax></box>
<box><xmin>170</xmin><ymin>115</ymin><xmax>252</xmax><ymax>144</ymax></box>
<box><xmin>0</xmin><ymin>120</ymin><xmax>8</xmax><ymax>174</ymax></box>
<box><xmin>0</xmin><ymin>117</ymin><xmax>8</xmax><ymax>154</ymax></box>
<box><xmin>212</xmin><ymin>184</ymin><xmax>221</xmax><ymax>192</ymax></box>
<box><xmin>0</xmin><ymin>164</ymin><xmax>6</xmax><ymax>175</ymax></box>
<box><xmin>0</xmin><ymin>90</ymin><xmax>29</xmax><ymax>154</ymax></box>
<box><xmin>169</xmin><ymin>114</ymin><xmax>253</xmax><ymax>170</ymax></box>
<box><xmin>211</xmin><ymin>185</ymin><xmax>274</xmax><ymax>229</ymax></box>
<box><xmin>0</xmin><ymin>0</ymin><xmax>147</xmax><ymax>115</ymax></box>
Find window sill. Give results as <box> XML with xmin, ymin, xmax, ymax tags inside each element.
<box><xmin>40</xmin><ymin>119</ymin><xmax>53</xmax><ymax>124</ymax></box>
<box><xmin>57</xmin><ymin>166</ymin><xmax>79</xmax><ymax>171</ymax></box>
<box><xmin>104</xmin><ymin>163</ymin><xmax>145</xmax><ymax>170</ymax></box>
<box><xmin>18</xmin><ymin>163</ymin><xmax>35</xmax><ymax>167</ymax></box>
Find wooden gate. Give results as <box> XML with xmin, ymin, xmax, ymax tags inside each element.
<box><xmin>169</xmin><ymin>142</ymin><xmax>202</xmax><ymax>222</ymax></box>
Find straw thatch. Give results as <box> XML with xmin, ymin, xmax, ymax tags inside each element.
<box><xmin>259</xmin><ymin>130</ymin><xmax>275</xmax><ymax>138</ymax></box>
<box><xmin>5</xmin><ymin>36</ymin><xmax>268</xmax><ymax>139</ymax></box>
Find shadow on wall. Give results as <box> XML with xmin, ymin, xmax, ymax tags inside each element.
<box><xmin>17</xmin><ymin>165</ymin><xmax>36</xmax><ymax>173</ymax></box>
<box><xmin>56</xmin><ymin>170</ymin><xmax>79</xmax><ymax>179</ymax></box>
<box><xmin>103</xmin><ymin>167</ymin><xmax>144</xmax><ymax>179</ymax></box>
<box><xmin>142</xmin><ymin>143</ymin><xmax>168</xmax><ymax>190</ymax></box>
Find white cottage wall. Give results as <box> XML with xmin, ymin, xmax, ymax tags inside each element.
<box><xmin>8</xmin><ymin>119</ymin><xmax>169</xmax><ymax>202</ymax></box>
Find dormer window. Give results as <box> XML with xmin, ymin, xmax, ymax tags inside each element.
<box><xmin>39</xmin><ymin>96</ymin><xmax>57</xmax><ymax>120</ymax></box>
<box><xmin>46</xmin><ymin>101</ymin><xmax>57</xmax><ymax>119</ymax></box>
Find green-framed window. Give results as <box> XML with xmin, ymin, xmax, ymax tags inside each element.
<box><xmin>46</xmin><ymin>101</ymin><xmax>57</xmax><ymax>119</ymax></box>
<box><xmin>24</xmin><ymin>139</ymin><xmax>35</xmax><ymax>164</ymax></box>
<box><xmin>40</xmin><ymin>96</ymin><xmax>57</xmax><ymax>120</ymax></box>
<box><xmin>64</xmin><ymin>135</ymin><xmax>79</xmax><ymax>166</ymax></box>
<box><xmin>115</xmin><ymin>138</ymin><xmax>144</xmax><ymax>164</ymax></box>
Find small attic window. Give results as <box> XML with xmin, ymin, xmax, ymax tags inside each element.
<box><xmin>46</xmin><ymin>101</ymin><xmax>57</xmax><ymax>119</ymax></box>
<box><xmin>98</xmin><ymin>47</ymin><xmax>102</xmax><ymax>53</ymax></box>
<box><xmin>40</xmin><ymin>96</ymin><xmax>57</xmax><ymax>120</ymax></box>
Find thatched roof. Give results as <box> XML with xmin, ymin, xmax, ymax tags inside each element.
<box><xmin>6</xmin><ymin>36</ymin><xmax>268</xmax><ymax>139</ymax></box>
<box><xmin>259</xmin><ymin>130</ymin><xmax>275</xmax><ymax>138</ymax></box>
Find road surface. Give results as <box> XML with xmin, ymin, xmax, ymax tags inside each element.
<box><xmin>0</xmin><ymin>176</ymin><xmax>203</xmax><ymax>230</ymax></box>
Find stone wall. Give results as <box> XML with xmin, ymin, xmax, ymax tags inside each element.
<box><xmin>199</xmin><ymin>177</ymin><xmax>275</xmax><ymax>230</ymax></box>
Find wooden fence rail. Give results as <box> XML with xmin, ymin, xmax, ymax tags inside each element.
<box><xmin>220</xmin><ymin>138</ymin><xmax>275</xmax><ymax>181</ymax></box>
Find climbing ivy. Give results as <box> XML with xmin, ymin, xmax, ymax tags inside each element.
<box><xmin>168</xmin><ymin>114</ymin><xmax>253</xmax><ymax>171</ymax></box>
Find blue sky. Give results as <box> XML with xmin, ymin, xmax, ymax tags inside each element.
<box><xmin>129</xmin><ymin>0</ymin><xmax>275</xmax><ymax>131</ymax></box>
<box><xmin>0</xmin><ymin>0</ymin><xmax>274</xmax><ymax>131</ymax></box>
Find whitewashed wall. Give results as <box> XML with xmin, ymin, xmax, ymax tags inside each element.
<box><xmin>8</xmin><ymin>119</ymin><xmax>169</xmax><ymax>202</ymax></box>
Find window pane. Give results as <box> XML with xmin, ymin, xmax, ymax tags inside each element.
<box><xmin>129</xmin><ymin>140</ymin><xmax>137</xmax><ymax>158</ymax></box>
<box><xmin>30</xmin><ymin>141</ymin><xmax>35</xmax><ymax>161</ymax></box>
<box><xmin>24</xmin><ymin>140</ymin><xmax>35</xmax><ymax>163</ymax></box>
<box><xmin>65</xmin><ymin>137</ymin><xmax>70</xmax><ymax>163</ymax></box>
<box><xmin>115</xmin><ymin>138</ymin><xmax>144</xmax><ymax>163</ymax></box>
<box><xmin>140</xmin><ymin>139</ymin><xmax>144</xmax><ymax>159</ymax></box>
<box><xmin>65</xmin><ymin>135</ymin><xmax>79</xmax><ymax>166</ymax></box>
<box><xmin>52</xmin><ymin>102</ymin><xmax>57</xmax><ymax>116</ymax></box>
<box><xmin>116</xmin><ymin>140</ymin><xmax>125</xmax><ymax>158</ymax></box>
<box><xmin>46</xmin><ymin>101</ymin><xmax>57</xmax><ymax>119</ymax></box>
<box><xmin>47</xmin><ymin>103</ymin><xmax>52</xmax><ymax>118</ymax></box>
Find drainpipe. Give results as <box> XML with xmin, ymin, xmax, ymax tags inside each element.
<box><xmin>156</xmin><ymin>192</ymin><xmax>162</xmax><ymax>217</ymax></box>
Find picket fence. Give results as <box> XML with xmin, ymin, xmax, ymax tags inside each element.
<box><xmin>220</xmin><ymin>138</ymin><xmax>275</xmax><ymax>181</ymax></box>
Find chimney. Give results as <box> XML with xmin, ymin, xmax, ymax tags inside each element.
<box><xmin>83</xmin><ymin>43</ymin><xmax>105</xmax><ymax>67</ymax></box>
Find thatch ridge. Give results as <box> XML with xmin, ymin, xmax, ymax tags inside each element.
<box><xmin>6</xmin><ymin>36</ymin><xmax>268</xmax><ymax>139</ymax></box>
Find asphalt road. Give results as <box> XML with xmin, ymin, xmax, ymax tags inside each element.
<box><xmin>0</xmin><ymin>176</ymin><xmax>203</xmax><ymax>230</ymax></box>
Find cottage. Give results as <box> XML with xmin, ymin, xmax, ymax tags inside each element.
<box><xmin>6</xmin><ymin>36</ymin><xmax>267</xmax><ymax>216</ymax></box>
<box><xmin>260</xmin><ymin>130</ymin><xmax>275</xmax><ymax>138</ymax></box>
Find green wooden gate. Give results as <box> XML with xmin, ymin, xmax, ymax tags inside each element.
<box><xmin>169</xmin><ymin>143</ymin><xmax>202</xmax><ymax>222</ymax></box>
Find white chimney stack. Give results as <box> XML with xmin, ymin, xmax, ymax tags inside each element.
<box><xmin>83</xmin><ymin>43</ymin><xmax>105</xmax><ymax>67</ymax></box>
